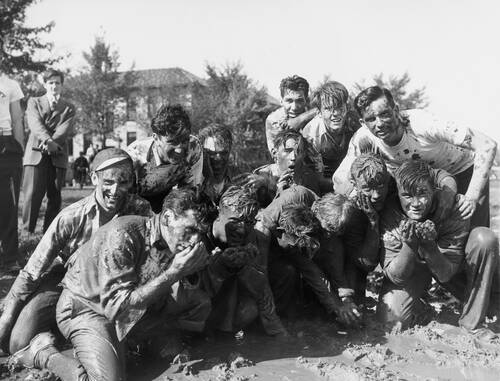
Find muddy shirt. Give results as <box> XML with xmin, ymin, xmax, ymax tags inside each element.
<box><xmin>380</xmin><ymin>198</ymin><xmax>469</xmax><ymax>281</ymax></box>
<box><xmin>7</xmin><ymin>193</ymin><xmax>152</xmax><ymax>303</ymax></box>
<box><xmin>333</xmin><ymin>109</ymin><xmax>475</xmax><ymax>194</ymax></box>
<box><xmin>127</xmin><ymin>135</ymin><xmax>203</xmax><ymax>189</ymax></box>
<box><xmin>62</xmin><ymin>214</ymin><xmax>183</xmax><ymax>340</ymax></box>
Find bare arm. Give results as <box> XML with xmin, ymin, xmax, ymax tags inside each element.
<box><xmin>9</xmin><ymin>100</ymin><xmax>24</xmax><ymax>149</ymax></box>
<box><xmin>459</xmin><ymin>129</ymin><xmax>497</xmax><ymax>216</ymax></box>
<box><xmin>287</xmin><ymin>108</ymin><xmax>317</xmax><ymax>132</ymax></box>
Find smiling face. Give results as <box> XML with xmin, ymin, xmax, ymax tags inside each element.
<box><xmin>92</xmin><ymin>164</ymin><xmax>133</xmax><ymax>214</ymax></box>
<box><xmin>153</xmin><ymin>133</ymin><xmax>190</xmax><ymax>164</ymax></box>
<box><xmin>281</xmin><ymin>89</ymin><xmax>307</xmax><ymax>118</ymax></box>
<box><xmin>161</xmin><ymin>209</ymin><xmax>204</xmax><ymax>254</ymax></box>
<box><xmin>397</xmin><ymin>180</ymin><xmax>434</xmax><ymax>221</ymax></box>
<box><xmin>321</xmin><ymin>104</ymin><xmax>348</xmax><ymax>132</ymax></box>
<box><xmin>360</xmin><ymin>96</ymin><xmax>403</xmax><ymax>146</ymax></box>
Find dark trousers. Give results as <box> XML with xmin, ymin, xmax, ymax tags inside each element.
<box><xmin>377</xmin><ymin>227</ymin><xmax>500</xmax><ymax>330</ymax></box>
<box><xmin>0</xmin><ymin>136</ymin><xmax>22</xmax><ymax>266</ymax></box>
<box><xmin>22</xmin><ymin>155</ymin><xmax>66</xmax><ymax>233</ymax></box>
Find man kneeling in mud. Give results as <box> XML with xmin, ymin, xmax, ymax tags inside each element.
<box><xmin>11</xmin><ymin>189</ymin><xmax>211</xmax><ymax>380</ymax></box>
<box><xmin>202</xmin><ymin>186</ymin><xmax>287</xmax><ymax>336</ymax></box>
<box><xmin>256</xmin><ymin>186</ymin><xmax>360</xmax><ymax>325</ymax></box>
<box><xmin>0</xmin><ymin>148</ymin><xmax>151</xmax><ymax>356</ymax></box>
<box><xmin>378</xmin><ymin>160</ymin><xmax>499</xmax><ymax>336</ymax></box>
<box><xmin>312</xmin><ymin>154</ymin><xmax>391</xmax><ymax>316</ymax></box>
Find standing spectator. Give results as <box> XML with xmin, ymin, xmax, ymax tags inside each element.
<box><xmin>72</xmin><ymin>151</ymin><xmax>89</xmax><ymax>189</ymax></box>
<box><xmin>22</xmin><ymin>69</ymin><xmax>75</xmax><ymax>234</ymax></box>
<box><xmin>0</xmin><ymin>69</ymin><xmax>24</xmax><ymax>271</ymax></box>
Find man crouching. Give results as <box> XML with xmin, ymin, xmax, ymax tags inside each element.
<box><xmin>12</xmin><ymin>188</ymin><xmax>211</xmax><ymax>381</ymax></box>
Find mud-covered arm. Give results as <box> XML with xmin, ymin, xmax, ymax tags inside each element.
<box><xmin>460</xmin><ymin>128</ymin><xmax>497</xmax><ymax>201</ymax></box>
<box><xmin>287</xmin><ymin>109</ymin><xmax>317</xmax><ymax>132</ymax></box>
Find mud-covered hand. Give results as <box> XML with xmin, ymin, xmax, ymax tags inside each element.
<box><xmin>454</xmin><ymin>194</ymin><xmax>477</xmax><ymax>220</ymax></box>
<box><xmin>414</xmin><ymin>220</ymin><xmax>437</xmax><ymax>243</ymax></box>
<box><xmin>399</xmin><ymin>219</ymin><xmax>420</xmax><ymax>248</ymax></box>
<box><xmin>357</xmin><ymin>194</ymin><xmax>379</xmax><ymax>228</ymax></box>
<box><xmin>219</xmin><ymin>244</ymin><xmax>259</xmax><ymax>269</ymax></box>
<box><xmin>333</xmin><ymin>299</ymin><xmax>362</xmax><ymax>326</ymax></box>
<box><xmin>169</xmin><ymin>242</ymin><xmax>208</xmax><ymax>280</ymax></box>
<box><xmin>276</xmin><ymin>169</ymin><xmax>294</xmax><ymax>193</ymax></box>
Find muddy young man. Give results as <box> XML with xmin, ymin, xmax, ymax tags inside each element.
<box><xmin>0</xmin><ymin>148</ymin><xmax>151</xmax><ymax>357</ymax></box>
<box><xmin>202</xmin><ymin>186</ymin><xmax>287</xmax><ymax>337</ymax></box>
<box><xmin>377</xmin><ymin>160</ymin><xmax>499</xmax><ymax>336</ymax></box>
<box><xmin>265</xmin><ymin>75</ymin><xmax>317</xmax><ymax>154</ymax></box>
<box><xmin>254</xmin><ymin>130</ymin><xmax>322</xmax><ymax>196</ymax></box>
<box><xmin>127</xmin><ymin>104</ymin><xmax>203</xmax><ymax>212</ymax></box>
<box><xmin>12</xmin><ymin>189</ymin><xmax>212</xmax><ymax>380</ymax></box>
<box><xmin>256</xmin><ymin>186</ymin><xmax>360</xmax><ymax>325</ymax></box>
<box><xmin>302</xmin><ymin>80</ymin><xmax>361</xmax><ymax>188</ymax></box>
<box><xmin>197</xmin><ymin>124</ymin><xmax>235</xmax><ymax>218</ymax></box>
<box><xmin>333</xmin><ymin>86</ymin><xmax>497</xmax><ymax>228</ymax></box>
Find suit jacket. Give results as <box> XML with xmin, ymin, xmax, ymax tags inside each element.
<box><xmin>23</xmin><ymin>95</ymin><xmax>75</xmax><ymax>169</ymax></box>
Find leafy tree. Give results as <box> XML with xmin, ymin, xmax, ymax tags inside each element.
<box><xmin>0</xmin><ymin>0</ymin><xmax>60</xmax><ymax>75</ymax></box>
<box><xmin>65</xmin><ymin>36</ymin><xmax>136</xmax><ymax>145</ymax></box>
<box><xmin>353</xmin><ymin>72</ymin><xmax>428</xmax><ymax>110</ymax></box>
<box><xmin>191</xmin><ymin>62</ymin><xmax>275</xmax><ymax>170</ymax></box>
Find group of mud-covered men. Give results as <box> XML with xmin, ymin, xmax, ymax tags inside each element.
<box><xmin>0</xmin><ymin>72</ymin><xmax>498</xmax><ymax>381</ymax></box>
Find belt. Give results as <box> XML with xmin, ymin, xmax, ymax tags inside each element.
<box><xmin>0</xmin><ymin>130</ymin><xmax>12</xmax><ymax>136</ymax></box>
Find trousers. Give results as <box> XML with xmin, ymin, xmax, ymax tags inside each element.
<box><xmin>377</xmin><ymin>227</ymin><xmax>500</xmax><ymax>330</ymax></box>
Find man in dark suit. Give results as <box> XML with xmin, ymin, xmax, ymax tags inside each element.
<box><xmin>22</xmin><ymin>69</ymin><xmax>75</xmax><ymax>234</ymax></box>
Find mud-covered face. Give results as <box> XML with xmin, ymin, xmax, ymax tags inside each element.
<box><xmin>212</xmin><ymin>207</ymin><xmax>255</xmax><ymax>247</ymax></box>
<box><xmin>276</xmin><ymin>229</ymin><xmax>320</xmax><ymax>258</ymax></box>
<box><xmin>321</xmin><ymin>104</ymin><xmax>348</xmax><ymax>132</ymax></box>
<box><xmin>275</xmin><ymin>137</ymin><xmax>304</xmax><ymax>173</ymax></box>
<box><xmin>44</xmin><ymin>76</ymin><xmax>63</xmax><ymax>99</ymax></box>
<box><xmin>153</xmin><ymin>133</ymin><xmax>190</xmax><ymax>164</ymax></box>
<box><xmin>203</xmin><ymin>136</ymin><xmax>230</xmax><ymax>178</ymax></box>
<box><xmin>397</xmin><ymin>180</ymin><xmax>434</xmax><ymax>221</ymax></box>
<box><xmin>92</xmin><ymin>165</ymin><xmax>133</xmax><ymax>214</ymax></box>
<box><xmin>281</xmin><ymin>89</ymin><xmax>307</xmax><ymax>118</ymax></box>
<box><xmin>161</xmin><ymin>209</ymin><xmax>204</xmax><ymax>255</ymax></box>
<box><xmin>355</xmin><ymin>176</ymin><xmax>390</xmax><ymax>212</ymax></box>
<box><xmin>361</xmin><ymin>97</ymin><xmax>403</xmax><ymax>146</ymax></box>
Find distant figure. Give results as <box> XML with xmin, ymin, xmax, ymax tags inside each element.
<box><xmin>72</xmin><ymin>151</ymin><xmax>89</xmax><ymax>188</ymax></box>
<box><xmin>85</xmin><ymin>144</ymin><xmax>96</xmax><ymax>163</ymax></box>
<box><xmin>22</xmin><ymin>68</ymin><xmax>75</xmax><ymax>234</ymax></box>
<box><xmin>0</xmin><ymin>70</ymin><xmax>24</xmax><ymax>271</ymax></box>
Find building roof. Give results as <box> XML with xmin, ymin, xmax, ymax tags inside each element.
<box><xmin>129</xmin><ymin>67</ymin><xmax>207</xmax><ymax>89</ymax></box>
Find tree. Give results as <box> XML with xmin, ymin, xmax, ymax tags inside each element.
<box><xmin>191</xmin><ymin>62</ymin><xmax>275</xmax><ymax>171</ymax></box>
<box><xmin>65</xmin><ymin>36</ymin><xmax>136</xmax><ymax>145</ymax></box>
<box><xmin>354</xmin><ymin>72</ymin><xmax>428</xmax><ymax>110</ymax></box>
<box><xmin>0</xmin><ymin>0</ymin><xmax>60</xmax><ymax>75</ymax></box>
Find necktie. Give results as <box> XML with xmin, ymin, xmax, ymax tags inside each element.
<box><xmin>51</xmin><ymin>99</ymin><xmax>57</xmax><ymax>111</ymax></box>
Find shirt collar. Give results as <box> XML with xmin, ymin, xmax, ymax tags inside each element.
<box><xmin>149</xmin><ymin>214</ymin><xmax>168</xmax><ymax>250</ymax></box>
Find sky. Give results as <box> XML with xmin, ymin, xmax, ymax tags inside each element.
<box><xmin>26</xmin><ymin>0</ymin><xmax>500</xmax><ymax>144</ymax></box>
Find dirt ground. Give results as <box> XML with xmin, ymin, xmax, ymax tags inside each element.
<box><xmin>1</xmin><ymin>182</ymin><xmax>499</xmax><ymax>381</ymax></box>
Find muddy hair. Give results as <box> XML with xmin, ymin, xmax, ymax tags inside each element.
<box><xmin>350</xmin><ymin>153</ymin><xmax>389</xmax><ymax>188</ymax></box>
<box><xmin>162</xmin><ymin>188</ymin><xmax>207</xmax><ymax>224</ymax></box>
<box><xmin>43</xmin><ymin>68</ymin><xmax>64</xmax><ymax>84</ymax></box>
<box><xmin>219</xmin><ymin>185</ymin><xmax>259</xmax><ymax>220</ymax></box>
<box><xmin>198</xmin><ymin>123</ymin><xmax>233</xmax><ymax>151</ymax></box>
<box><xmin>279</xmin><ymin>75</ymin><xmax>310</xmax><ymax>99</ymax></box>
<box><xmin>151</xmin><ymin>104</ymin><xmax>191</xmax><ymax>138</ymax></box>
<box><xmin>394</xmin><ymin>160</ymin><xmax>435</xmax><ymax>195</ymax></box>
<box><xmin>311</xmin><ymin>193</ymin><xmax>355</xmax><ymax>235</ymax></box>
<box><xmin>310</xmin><ymin>80</ymin><xmax>349</xmax><ymax>111</ymax></box>
<box><xmin>278</xmin><ymin>203</ymin><xmax>321</xmax><ymax>239</ymax></box>
<box><xmin>273</xmin><ymin>129</ymin><xmax>303</xmax><ymax>151</ymax></box>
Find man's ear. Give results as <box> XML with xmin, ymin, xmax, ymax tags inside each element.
<box><xmin>90</xmin><ymin>171</ymin><xmax>99</xmax><ymax>186</ymax></box>
<box><xmin>271</xmin><ymin>147</ymin><xmax>278</xmax><ymax>161</ymax></box>
<box><xmin>359</xmin><ymin>117</ymin><xmax>366</xmax><ymax>128</ymax></box>
<box><xmin>152</xmin><ymin>133</ymin><xmax>160</xmax><ymax>142</ymax></box>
